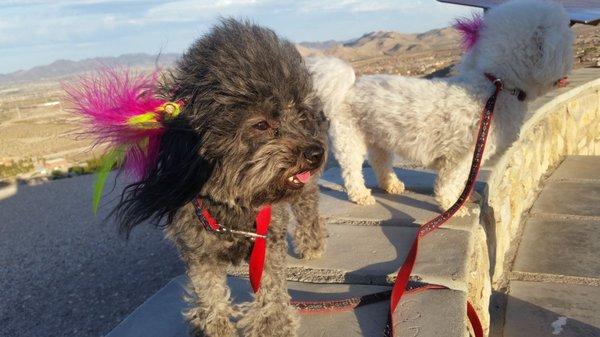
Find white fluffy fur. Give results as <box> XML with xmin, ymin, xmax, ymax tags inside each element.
<box><xmin>308</xmin><ymin>0</ymin><xmax>574</xmax><ymax>211</ymax></box>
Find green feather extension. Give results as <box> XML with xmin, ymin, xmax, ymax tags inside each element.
<box><xmin>92</xmin><ymin>146</ymin><xmax>126</xmax><ymax>213</ymax></box>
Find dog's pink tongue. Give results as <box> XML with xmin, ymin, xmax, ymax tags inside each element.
<box><xmin>295</xmin><ymin>171</ymin><xmax>311</xmax><ymax>184</ymax></box>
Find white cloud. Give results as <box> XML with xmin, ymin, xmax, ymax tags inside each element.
<box><xmin>0</xmin><ymin>0</ymin><xmax>475</xmax><ymax>73</ymax></box>
<box><xmin>144</xmin><ymin>0</ymin><xmax>262</xmax><ymax>22</ymax></box>
<box><xmin>297</xmin><ymin>0</ymin><xmax>425</xmax><ymax>13</ymax></box>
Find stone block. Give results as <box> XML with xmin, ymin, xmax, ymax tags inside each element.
<box><xmin>318</xmin><ymin>188</ymin><xmax>440</xmax><ymax>227</ymax></box>
<box><xmin>513</xmin><ymin>216</ymin><xmax>600</xmax><ymax>280</ymax></box>
<box><xmin>504</xmin><ymin>281</ymin><xmax>600</xmax><ymax>337</ymax></box>
<box><xmin>107</xmin><ymin>275</ymin><xmax>470</xmax><ymax>337</ymax></box>
<box><xmin>549</xmin><ymin>155</ymin><xmax>600</xmax><ymax>182</ymax></box>
<box><xmin>393</xmin><ymin>288</ymin><xmax>468</xmax><ymax>337</ymax></box>
<box><xmin>285</xmin><ymin>224</ymin><xmax>472</xmax><ymax>291</ymax></box>
<box><xmin>531</xmin><ymin>181</ymin><xmax>600</xmax><ymax>217</ymax></box>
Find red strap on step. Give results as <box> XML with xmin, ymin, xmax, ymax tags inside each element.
<box><xmin>292</xmin><ymin>75</ymin><xmax>506</xmax><ymax>336</ymax></box>
<box><xmin>385</xmin><ymin>74</ymin><xmax>502</xmax><ymax>337</ymax></box>
<box><xmin>468</xmin><ymin>300</ymin><xmax>484</xmax><ymax>336</ymax></box>
<box><xmin>249</xmin><ymin>205</ymin><xmax>272</xmax><ymax>293</ymax></box>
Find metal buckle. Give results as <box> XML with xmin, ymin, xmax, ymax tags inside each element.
<box><xmin>492</xmin><ymin>78</ymin><xmax>503</xmax><ymax>89</ymax></box>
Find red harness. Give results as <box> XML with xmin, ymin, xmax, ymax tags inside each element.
<box><xmin>192</xmin><ymin>198</ymin><xmax>271</xmax><ymax>293</ymax></box>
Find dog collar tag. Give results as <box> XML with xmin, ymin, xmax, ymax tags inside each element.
<box><xmin>248</xmin><ymin>205</ymin><xmax>271</xmax><ymax>293</ymax></box>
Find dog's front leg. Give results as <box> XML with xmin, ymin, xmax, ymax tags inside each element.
<box><xmin>367</xmin><ymin>143</ymin><xmax>405</xmax><ymax>195</ymax></box>
<box><xmin>291</xmin><ymin>181</ymin><xmax>326</xmax><ymax>260</ymax></box>
<box><xmin>239</xmin><ymin>207</ymin><xmax>299</xmax><ymax>337</ymax></box>
<box><xmin>434</xmin><ymin>155</ymin><xmax>471</xmax><ymax>216</ymax></box>
<box><xmin>185</xmin><ymin>254</ymin><xmax>237</xmax><ymax>337</ymax></box>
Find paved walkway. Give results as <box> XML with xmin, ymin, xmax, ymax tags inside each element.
<box><xmin>504</xmin><ymin>156</ymin><xmax>600</xmax><ymax>337</ymax></box>
<box><xmin>0</xmin><ymin>174</ymin><xmax>184</xmax><ymax>337</ymax></box>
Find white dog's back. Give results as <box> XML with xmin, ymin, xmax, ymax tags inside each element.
<box><xmin>307</xmin><ymin>0</ymin><xmax>573</xmax><ymax>208</ymax></box>
<box><xmin>349</xmin><ymin>74</ymin><xmax>488</xmax><ymax>166</ymax></box>
<box><xmin>307</xmin><ymin>57</ymin><xmax>490</xmax><ymax>167</ymax></box>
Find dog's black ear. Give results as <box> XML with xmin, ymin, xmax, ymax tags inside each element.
<box><xmin>114</xmin><ymin>125</ymin><xmax>212</xmax><ymax>236</ymax></box>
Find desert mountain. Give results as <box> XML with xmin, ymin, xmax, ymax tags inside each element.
<box><xmin>0</xmin><ymin>53</ymin><xmax>179</xmax><ymax>85</ymax></box>
<box><xmin>2</xmin><ymin>24</ymin><xmax>598</xmax><ymax>85</ymax></box>
<box><xmin>298</xmin><ymin>24</ymin><xmax>599</xmax><ymax>76</ymax></box>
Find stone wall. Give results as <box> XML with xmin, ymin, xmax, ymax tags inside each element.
<box><xmin>481</xmin><ymin>68</ymin><xmax>600</xmax><ymax>287</ymax></box>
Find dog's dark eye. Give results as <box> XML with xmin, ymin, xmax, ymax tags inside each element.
<box><xmin>253</xmin><ymin>121</ymin><xmax>270</xmax><ymax>131</ymax></box>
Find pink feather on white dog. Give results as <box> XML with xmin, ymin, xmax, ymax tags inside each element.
<box><xmin>454</xmin><ymin>13</ymin><xmax>484</xmax><ymax>51</ymax></box>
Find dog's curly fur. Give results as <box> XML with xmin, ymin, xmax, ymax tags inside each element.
<box><xmin>307</xmin><ymin>0</ymin><xmax>573</xmax><ymax>211</ymax></box>
<box><xmin>115</xmin><ymin>19</ymin><xmax>328</xmax><ymax>337</ymax></box>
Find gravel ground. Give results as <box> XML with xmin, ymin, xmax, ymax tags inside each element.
<box><xmin>0</xmin><ymin>174</ymin><xmax>184</xmax><ymax>337</ymax></box>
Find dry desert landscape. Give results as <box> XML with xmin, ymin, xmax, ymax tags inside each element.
<box><xmin>0</xmin><ymin>24</ymin><xmax>598</xmax><ymax>179</ymax></box>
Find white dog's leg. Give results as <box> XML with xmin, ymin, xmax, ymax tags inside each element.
<box><xmin>434</xmin><ymin>156</ymin><xmax>471</xmax><ymax>216</ymax></box>
<box><xmin>367</xmin><ymin>143</ymin><xmax>405</xmax><ymax>195</ymax></box>
<box><xmin>330</xmin><ymin>119</ymin><xmax>375</xmax><ymax>205</ymax></box>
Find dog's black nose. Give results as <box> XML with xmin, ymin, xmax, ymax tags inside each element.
<box><xmin>303</xmin><ymin>145</ymin><xmax>324</xmax><ymax>165</ymax></box>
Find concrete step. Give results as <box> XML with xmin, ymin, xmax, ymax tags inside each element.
<box><xmin>504</xmin><ymin>281</ymin><xmax>600</xmax><ymax>337</ymax></box>
<box><xmin>106</xmin><ymin>275</ymin><xmax>469</xmax><ymax>337</ymax></box>
<box><xmin>227</xmin><ymin>221</ymin><xmax>476</xmax><ymax>292</ymax></box>
<box><xmin>226</xmin><ymin>167</ymin><xmax>482</xmax><ymax>292</ymax></box>
<box><xmin>506</xmin><ymin>156</ymin><xmax>600</xmax><ymax>337</ymax></box>
<box><xmin>107</xmin><ymin>166</ymin><xmax>482</xmax><ymax>337</ymax></box>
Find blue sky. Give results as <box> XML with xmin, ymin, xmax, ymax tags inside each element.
<box><xmin>0</xmin><ymin>0</ymin><xmax>473</xmax><ymax>74</ymax></box>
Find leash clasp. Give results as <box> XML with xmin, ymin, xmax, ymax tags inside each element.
<box><xmin>492</xmin><ymin>77</ymin><xmax>503</xmax><ymax>89</ymax></box>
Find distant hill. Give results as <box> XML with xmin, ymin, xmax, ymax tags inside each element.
<box><xmin>3</xmin><ymin>24</ymin><xmax>598</xmax><ymax>85</ymax></box>
<box><xmin>297</xmin><ymin>24</ymin><xmax>600</xmax><ymax>76</ymax></box>
<box><xmin>299</xmin><ymin>40</ymin><xmax>343</xmax><ymax>50</ymax></box>
<box><xmin>321</xmin><ymin>27</ymin><xmax>460</xmax><ymax>61</ymax></box>
<box><xmin>0</xmin><ymin>53</ymin><xmax>180</xmax><ymax>85</ymax></box>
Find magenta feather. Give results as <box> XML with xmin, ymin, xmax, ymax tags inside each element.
<box><xmin>64</xmin><ymin>68</ymin><xmax>166</xmax><ymax>180</ymax></box>
<box><xmin>454</xmin><ymin>12</ymin><xmax>484</xmax><ymax>51</ymax></box>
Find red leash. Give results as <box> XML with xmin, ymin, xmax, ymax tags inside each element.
<box><xmin>384</xmin><ymin>75</ymin><xmax>504</xmax><ymax>336</ymax></box>
<box><xmin>292</xmin><ymin>73</ymin><xmax>520</xmax><ymax>337</ymax></box>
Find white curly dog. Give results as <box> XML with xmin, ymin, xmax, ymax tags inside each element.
<box><xmin>308</xmin><ymin>0</ymin><xmax>573</xmax><ymax>212</ymax></box>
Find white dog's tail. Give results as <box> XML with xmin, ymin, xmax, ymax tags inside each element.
<box><xmin>306</xmin><ymin>57</ymin><xmax>355</xmax><ymax>118</ymax></box>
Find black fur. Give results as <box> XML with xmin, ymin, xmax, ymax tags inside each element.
<box><xmin>114</xmin><ymin>18</ymin><xmax>327</xmax><ymax>235</ymax></box>
<box><xmin>112</xmin><ymin>19</ymin><xmax>328</xmax><ymax>337</ymax></box>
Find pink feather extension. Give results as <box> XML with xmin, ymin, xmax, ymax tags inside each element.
<box><xmin>64</xmin><ymin>68</ymin><xmax>166</xmax><ymax>179</ymax></box>
<box><xmin>454</xmin><ymin>12</ymin><xmax>484</xmax><ymax>51</ymax></box>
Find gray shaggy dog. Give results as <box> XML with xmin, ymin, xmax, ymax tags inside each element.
<box><xmin>115</xmin><ymin>19</ymin><xmax>328</xmax><ymax>337</ymax></box>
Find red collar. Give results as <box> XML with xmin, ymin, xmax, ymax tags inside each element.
<box><xmin>192</xmin><ymin>198</ymin><xmax>270</xmax><ymax>240</ymax></box>
<box><xmin>484</xmin><ymin>73</ymin><xmax>527</xmax><ymax>101</ymax></box>
<box><xmin>192</xmin><ymin>198</ymin><xmax>271</xmax><ymax>293</ymax></box>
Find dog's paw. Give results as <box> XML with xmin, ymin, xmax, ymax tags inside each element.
<box><xmin>452</xmin><ymin>206</ymin><xmax>470</xmax><ymax>217</ymax></box>
<box><xmin>295</xmin><ymin>243</ymin><xmax>325</xmax><ymax>260</ymax></box>
<box><xmin>190</xmin><ymin>315</ymin><xmax>237</xmax><ymax>337</ymax></box>
<box><xmin>348</xmin><ymin>188</ymin><xmax>376</xmax><ymax>205</ymax></box>
<box><xmin>382</xmin><ymin>179</ymin><xmax>405</xmax><ymax>195</ymax></box>
<box><xmin>437</xmin><ymin>202</ymin><xmax>470</xmax><ymax>217</ymax></box>
<box><xmin>239</xmin><ymin>304</ymin><xmax>298</xmax><ymax>337</ymax></box>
